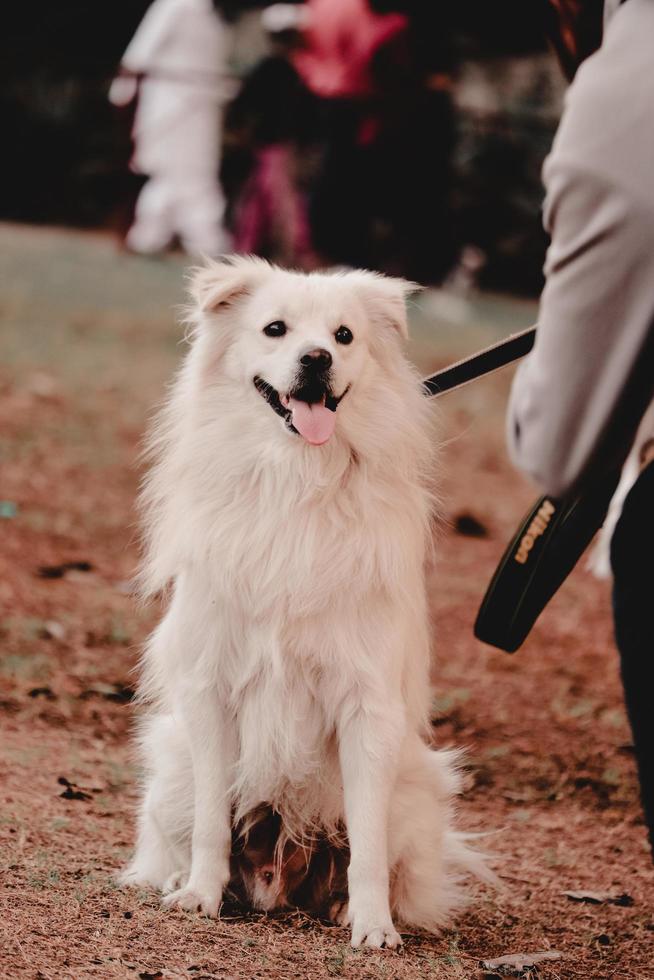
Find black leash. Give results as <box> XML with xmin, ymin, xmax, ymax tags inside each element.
<box><xmin>422</xmin><ymin>325</ymin><xmax>536</xmax><ymax>397</ymax></box>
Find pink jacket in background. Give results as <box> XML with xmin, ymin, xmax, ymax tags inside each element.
<box><xmin>292</xmin><ymin>0</ymin><xmax>406</xmax><ymax>99</ymax></box>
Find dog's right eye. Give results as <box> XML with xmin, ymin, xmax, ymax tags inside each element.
<box><xmin>263</xmin><ymin>321</ymin><xmax>287</xmax><ymax>338</ymax></box>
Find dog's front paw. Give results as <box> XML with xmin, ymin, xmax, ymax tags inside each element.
<box><xmin>162</xmin><ymin>885</ymin><xmax>221</xmax><ymax>917</ymax></box>
<box><xmin>349</xmin><ymin>911</ymin><xmax>402</xmax><ymax>949</ymax></box>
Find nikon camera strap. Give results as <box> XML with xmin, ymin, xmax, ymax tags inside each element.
<box><xmin>421</xmin><ymin>326</ymin><xmax>618</xmax><ymax>654</ymax></box>
<box><xmin>472</xmin><ymin>470</ymin><xmax>619</xmax><ymax>652</ymax></box>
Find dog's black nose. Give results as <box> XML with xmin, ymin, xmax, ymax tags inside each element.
<box><xmin>300</xmin><ymin>348</ymin><xmax>332</xmax><ymax>371</ymax></box>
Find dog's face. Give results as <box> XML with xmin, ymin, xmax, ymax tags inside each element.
<box><xmin>190</xmin><ymin>257</ymin><xmax>415</xmax><ymax>447</ymax></box>
<box><xmin>237</xmin><ymin>274</ymin><xmax>370</xmax><ymax>446</ymax></box>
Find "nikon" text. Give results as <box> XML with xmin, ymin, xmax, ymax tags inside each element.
<box><xmin>514</xmin><ymin>499</ymin><xmax>556</xmax><ymax>564</ymax></box>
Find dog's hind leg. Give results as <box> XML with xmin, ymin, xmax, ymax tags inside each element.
<box><xmin>160</xmin><ymin>685</ymin><xmax>237</xmax><ymax>918</ymax></box>
<box><xmin>121</xmin><ymin>785</ymin><xmax>189</xmax><ymax>892</ymax></box>
<box><xmin>121</xmin><ymin>714</ymin><xmax>192</xmax><ymax>891</ymax></box>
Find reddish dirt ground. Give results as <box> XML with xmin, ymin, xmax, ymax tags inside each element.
<box><xmin>1</xmin><ymin>226</ymin><xmax>652</xmax><ymax>979</ymax></box>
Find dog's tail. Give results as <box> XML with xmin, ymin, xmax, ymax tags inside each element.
<box><xmin>389</xmin><ymin>743</ymin><xmax>499</xmax><ymax>931</ymax></box>
<box><xmin>443</xmin><ymin>826</ymin><xmax>499</xmax><ymax>889</ymax></box>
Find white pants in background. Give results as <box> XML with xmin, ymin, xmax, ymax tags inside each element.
<box><xmin>127</xmin><ymin>170</ymin><xmax>230</xmax><ymax>257</ymax></box>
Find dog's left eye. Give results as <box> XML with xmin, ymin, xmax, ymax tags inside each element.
<box><xmin>263</xmin><ymin>321</ymin><xmax>287</xmax><ymax>337</ymax></box>
<box><xmin>335</xmin><ymin>325</ymin><xmax>353</xmax><ymax>345</ymax></box>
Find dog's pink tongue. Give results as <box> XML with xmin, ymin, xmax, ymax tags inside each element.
<box><xmin>289</xmin><ymin>399</ymin><xmax>336</xmax><ymax>445</ymax></box>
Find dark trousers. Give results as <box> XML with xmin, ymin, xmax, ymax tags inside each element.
<box><xmin>611</xmin><ymin>460</ymin><xmax>654</xmax><ymax>857</ymax></box>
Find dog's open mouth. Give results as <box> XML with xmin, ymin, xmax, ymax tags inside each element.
<box><xmin>253</xmin><ymin>377</ymin><xmax>349</xmax><ymax>446</ymax></box>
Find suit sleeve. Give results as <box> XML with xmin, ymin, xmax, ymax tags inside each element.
<box><xmin>507</xmin><ymin>161</ymin><xmax>654</xmax><ymax>498</ymax></box>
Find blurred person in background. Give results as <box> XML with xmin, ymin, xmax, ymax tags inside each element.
<box><xmin>507</xmin><ymin>0</ymin><xmax>654</xmax><ymax>857</ymax></box>
<box><xmin>109</xmin><ymin>0</ymin><xmax>236</xmax><ymax>256</ymax></box>
<box><xmin>366</xmin><ymin>0</ymin><xmax>457</xmax><ymax>283</ymax></box>
<box><xmin>291</xmin><ymin>0</ymin><xmax>457</xmax><ymax>283</ymax></box>
<box><xmin>291</xmin><ymin>0</ymin><xmax>408</xmax><ymax>270</ymax></box>
<box><xmin>224</xmin><ymin>4</ymin><xmax>319</xmax><ymax>266</ymax></box>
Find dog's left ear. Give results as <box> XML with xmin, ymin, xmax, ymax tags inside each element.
<box><xmin>188</xmin><ymin>255</ymin><xmax>270</xmax><ymax>315</ymax></box>
<box><xmin>349</xmin><ymin>271</ymin><xmax>421</xmax><ymax>341</ymax></box>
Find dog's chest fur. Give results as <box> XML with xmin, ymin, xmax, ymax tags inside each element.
<box><xmin>190</xmin><ymin>435</ymin><xmax>430</xmax><ymax>619</ymax></box>
<box><xmin>163</xmin><ymin>450</ymin><xmax>428</xmax><ymax>827</ymax></box>
<box><xmin>225</xmin><ymin>621</ymin><xmax>344</xmax><ymax>828</ymax></box>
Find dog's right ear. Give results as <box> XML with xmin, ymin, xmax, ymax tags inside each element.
<box><xmin>188</xmin><ymin>255</ymin><xmax>270</xmax><ymax>315</ymax></box>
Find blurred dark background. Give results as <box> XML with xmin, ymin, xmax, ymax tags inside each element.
<box><xmin>1</xmin><ymin>0</ymin><xmax>562</xmax><ymax>294</ymax></box>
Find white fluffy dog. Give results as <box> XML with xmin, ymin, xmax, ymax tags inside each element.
<box><xmin>122</xmin><ymin>256</ymin><xmax>487</xmax><ymax>948</ymax></box>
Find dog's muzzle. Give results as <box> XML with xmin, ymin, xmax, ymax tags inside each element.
<box><xmin>253</xmin><ymin>373</ymin><xmax>349</xmax><ymax>446</ymax></box>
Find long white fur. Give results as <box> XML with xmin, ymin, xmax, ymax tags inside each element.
<box><xmin>122</xmin><ymin>256</ymin><xmax>490</xmax><ymax>948</ymax></box>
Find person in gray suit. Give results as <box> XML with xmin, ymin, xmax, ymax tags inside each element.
<box><xmin>507</xmin><ymin>0</ymin><xmax>654</xmax><ymax>856</ymax></box>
